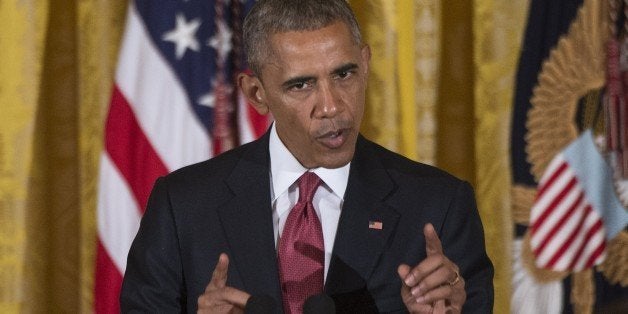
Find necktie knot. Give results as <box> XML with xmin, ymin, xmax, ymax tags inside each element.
<box><xmin>297</xmin><ymin>172</ymin><xmax>322</xmax><ymax>203</ymax></box>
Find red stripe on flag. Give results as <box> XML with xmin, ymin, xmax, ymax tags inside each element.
<box><xmin>566</xmin><ymin>208</ymin><xmax>601</xmax><ymax>269</ymax></box>
<box><xmin>247</xmin><ymin>104</ymin><xmax>270</xmax><ymax>138</ymax></box>
<box><xmin>583</xmin><ymin>236</ymin><xmax>606</xmax><ymax>268</ymax></box>
<box><xmin>533</xmin><ymin>192</ymin><xmax>585</xmax><ymax>256</ymax></box>
<box><xmin>106</xmin><ymin>86</ymin><xmax>169</xmax><ymax>211</ymax></box>
<box><xmin>531</xmin><ymin>177</ymin><xmax>577</xmax><ymax>232</ymax></box>
<box><xmin>213</xmin><ymin>137</ymin><xmax>223</xmax><ymax>157</ymax></box>
<box><xmin>94</xmin><ymin>240</ymin><xmax>123</xmax><ymax>314</ymax></box>
<box><xmin>543</xmin><ymin>202</ymin><xmax>594</xmax><ymax>268</ymax></box>
<box><xmin>536</xmin><ymin>161</ymin><xmax>568</xmax><ymax>198</ymax></box>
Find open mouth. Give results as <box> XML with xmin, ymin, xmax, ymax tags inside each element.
<box><xmin>317</xmin><ymin>128</ymin><xmax>349</xmax><ymax>149</ymax></box>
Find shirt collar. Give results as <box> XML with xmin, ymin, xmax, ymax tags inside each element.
<box><xmin>269</xmin><ymin>123</ymin><xmax>350</xmax><ymax>201</ymax></box>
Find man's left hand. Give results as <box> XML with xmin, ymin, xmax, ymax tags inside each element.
<box><xmin>397</xmin><ymin>223</ymin><xmax>466</xmax><ymax>313</ymax></box>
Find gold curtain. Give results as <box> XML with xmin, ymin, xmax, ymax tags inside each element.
<box><xmin>1</xmin><ymin>0</ymin><xmax>527</xmax><ymax>312</ymax></box>
<box><xmin>0</xmin><ymin>1</ymin><xmax>49</xmax><ymax>312</ymax></box>
<box><xmin>76</xmin><ymin>2</ymin><xmax>128</xmax><ymax>312</ymax></box>
<box><xmin>0</xmin><ymin>0</ymin><xmax>125</xmax><ymax>312</ymax></box>
<box><xmin>349</xmin><ymin>0</ymin><xmax>440</xmax><ymax>163</ymax></box>
<box><xmin>473</xmin><ymin>0</ymin><xmax>530</xmax><ymax>312</ymax></box>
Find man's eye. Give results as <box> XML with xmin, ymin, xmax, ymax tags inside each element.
<box><xmin>337</xmin><ymin>71</ymin><xmax>353</xmax><ymax>79</ymax></box>
<box><xmin>289</xmin><ymin>82</ymin><xmax>311</xmax><ymax>90</ymax></box>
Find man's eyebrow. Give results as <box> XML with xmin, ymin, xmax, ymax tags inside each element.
<box><xmin>280</xmin><ymin>63</ymin><xmax>360</xmax><ymax>88</ymax></box>
<box><xmin>281</xmin><ymin>75</ymin><xmax>315</xmax><ymax>88</ymax></box>
<box><xmin>332</xmin><ymin>63</ymin><xmax>359</xmax><ymax>75</ymax></box>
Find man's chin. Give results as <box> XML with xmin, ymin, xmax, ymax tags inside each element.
<box><xmin>316</xmin><ymin>150</ymin><xmax>355</xmax><ymax>169</ymax></box>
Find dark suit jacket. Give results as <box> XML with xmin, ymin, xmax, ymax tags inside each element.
<box><xmin>120</xmin><ymin>132</ymin><xmax>494</xmax><ymax>313</ymax></box>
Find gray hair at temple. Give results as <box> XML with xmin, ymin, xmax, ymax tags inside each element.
<box><xmin>243</xmin><ymin>0</ymin><xmax>363</xmax><ymax>77</ymax></box>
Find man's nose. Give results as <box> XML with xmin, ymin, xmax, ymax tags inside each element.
<box><xmin>314</xmin><ymin>82</ymin><xmax>340</xmax><ymax>118</ymax></box>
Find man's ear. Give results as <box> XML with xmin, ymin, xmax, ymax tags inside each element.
<box><xmin>238</xmin><ymin>72</ymin><xmax>270</xmax><ymax>115</ymax></box>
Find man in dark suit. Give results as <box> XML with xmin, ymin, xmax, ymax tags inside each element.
<box><xmin>120</xmin><ymin>0</ymin><xmax>494</xmax><ymax>313</ymax></box>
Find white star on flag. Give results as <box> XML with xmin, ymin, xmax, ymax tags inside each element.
<box><xmin>198</xmin><ymin>82</ymin><xmax>234</xmax><ymax>108</ymax></box>
<box><xmin>198</xmin><ymin>93</ymin><xmax>215</xmax><ymax>108</ymax></box>
<box><xmin>208</xmin><ymin>20</ymin><xmax>233</xmax><ymax>63</ymax></box>
<box><xmin>162</xmin><ymin>13</ymin><xmax>201</xmax><ymax>59</ymax></box>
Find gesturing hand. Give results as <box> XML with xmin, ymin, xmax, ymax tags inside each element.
<box><xmin>197</xmin><ymin>253</ymin><xmax>251</xmax><ymax>314</ymax></box>
<box><xmin>397</xmin><ymin>223</ymin><xmax>466</xmax><ymax>314</ymax></box>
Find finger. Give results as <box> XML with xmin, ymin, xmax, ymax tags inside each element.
<box><xmin>406</xmin><ymin>303</ymin><xmax>436</xmax><ymax>314</ymax></box>
<box><xmin>199</xmin><ymin>287</ymin><xmax>249</xmax><ymax>308</ymax></box>
<box><xmin>218</xmin><ymin>286</ymin><xmax>251</xmax><ymax>308</ymax></box>
<box><xmin>197</xmin><ymin>294</ymin><xmax>238</xmax><ymax>314</ymax></box>
<box><xmin>198</xmin><ymin>285</ymin><xmax>251</xmax><ymax>311</ymax></box>
<box><xmin>414</xmin><ymin>284</ymin><xmax>453</xmax><ymax>305</ymax></box>
<box><xmin>424</xmin><ymin>223</ymin><xmax>443</xmax><ymax>256</ymax></box>
<box><xmin>403</xmin><ymin>254</ymin><xmax>445</xmax><ymax>287</ymax></box>
<box><xmin>397</xmin><ymin>263</ymin><xmax>411</xmax><ymax>280</ymax></box>
<box><xmin>397</xmin><ymin>264</ymin><xmax>414</xmax><ymax>302</ymax></box>
<box><xmin>397</xmin><ymin>264</ymin><xmax>415</xmax><ymax>304</ymax></box>
<box><xmin>399</xmin><ymin>265</ymin><xmax>435</xmax><ymax>314</ymax></box>
<box><xmin>432</xmin><ymin>300</ymin><xmax>447</xmax><ymax>314</ymax></box>
<box><xmin>208</xmin><ymin>253</ymin><xmax>229</xmax><ymax>290</ymax></box>
<box><xmin>410</xmin><ymin>264</ymin><xmax>451</xmax><ymax>297</ymax></box>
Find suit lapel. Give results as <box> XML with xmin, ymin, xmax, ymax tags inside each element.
<box><xmin>325</xmin><ymin>136</ymin><xmax>400</xmax><ymax>296</ymax></box>
<box><xmin>217</xmin><ymin>132</ymin><xmax>282</xmax><ymax>302</ymax></box>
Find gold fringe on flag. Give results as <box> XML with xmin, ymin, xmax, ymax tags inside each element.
<box><xmin>521</xmin><ymin>232</ymin><xmax>570</xmax><ymax>282</ymax></box>
<box><xmin>597</xmin><ymin>231</ymin><xmax>628</xmax><ymax>286</ymax></box>
<box><xmin>571</xmin><ymin>269</ymin><xmax>595</xmax><ymax>314</ymax></box>
<box><xmin>511</xmin><ymin>184</ymin><xmax>537</xmax><ymax>225</ymax></box>
<box><xmin>526</xmin><ymin>0</ymin><xmax>609</xmax><ymax>181</ymax></box>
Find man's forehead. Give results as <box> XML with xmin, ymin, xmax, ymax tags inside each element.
<box><xmin>255</xmin><ymin>21</ymin><xmax>363</xmax><ymax>77</ymax></box>
<box><xmin>268</xmin><ymin>23</ymin><xmax>356</xmax><ymax>52</ymax></box>
<box><xmin>268</xmin><ymin>20</ymin><xmax>355</xmax><ymax>41</ymax></box>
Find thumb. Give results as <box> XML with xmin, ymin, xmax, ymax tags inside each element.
<box><xmin>424</xmin><ymin>223</ymin><xmax>443</xmax><ymax>256</ymax></box>
<box><xmin>208</xmin><ymin>253</ymin><xmax>229</xmax><ymax>290</ymax></box>
<box><xmin>397</xmin><ymin>263</ymin><xmax>411</xmax><ymax>281</ymax></box>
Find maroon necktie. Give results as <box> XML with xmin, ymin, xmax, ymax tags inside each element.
<box><xmin>278</xmin><ymin>172</ymin><xmax>325</xmax><ymax>314</ymax></box>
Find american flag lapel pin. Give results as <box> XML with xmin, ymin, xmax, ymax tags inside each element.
<box><xmin>369</xmin><ymin>220</ymin><xmax>383</xmax><ymax>230</ymax></box>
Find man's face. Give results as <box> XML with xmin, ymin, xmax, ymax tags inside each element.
<box><xmin>245</xmin><ymin>21</ymin><xmax>370</xmax><ymax>169</ymax></box>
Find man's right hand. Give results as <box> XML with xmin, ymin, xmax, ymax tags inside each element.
<box><xmin>197</xmin><ymin>253</ymin><xmax>251</xmax><ymax>314</ymax></box>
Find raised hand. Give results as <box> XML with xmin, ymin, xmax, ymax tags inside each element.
<box><xmin>397</xmin><ymin>223</ymin><xmax>466</xmax><ymax>313</ymax></box>
<box><xmin>197</xmin><ymin>253</ymin><xmax>251</xmax><ymax>314</ymax></box>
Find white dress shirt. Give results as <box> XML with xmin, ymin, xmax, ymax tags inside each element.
<box><xmin>268</xmin><ymin>124</ymin><xmax>350</xmax><ymax>282</ymax></box>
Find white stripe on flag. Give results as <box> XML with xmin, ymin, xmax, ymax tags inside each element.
<box><xmin>530</xmin><ymin>159</ymin><xmax>570</xmax><ymax>222</ymax></box>
<box><xmin>547</xmin><ymin>200</ymin><xmax>590</xmax><ymax>269</ymax></box>
<box><xmin>534</xmin><ymin>192</ymin><xmax>587</xmax><ymax>267</ymax></box>
<box><xmin>538</xmin><ymin>152</ymin><xmax>567</xmax><ymax>186</ymax></box>
<box><xmin>573</xmin><ymin>226</ymin><xmax>605</xmax><ymax>270</ymax></box>
<box><xmin>115</xmin><ymin>3</ymin><xmax>212</xmax><ymax>172</ymax></box>
<box><xmin>530</xmin><ymin>164</ymin><xmax>576</xmax><ymax>246</ymax></box>
<box><xmin>580</xmin><ymin>220</ymin><xmax>605</xmax><ymax>260</ymax></box>
<box><xmin>531</xmin><ymin>182</ymin><xmax>580</xmax><ymax>248</ymax></box>
<box><xmin>97</xmin><ymin>152</ymin><xmax>143</xmax><ymax>273</ymax></box>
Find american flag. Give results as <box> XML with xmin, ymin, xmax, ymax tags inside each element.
<box><xmin>368</xmin><ymin>220</ymin><xmax>383</xmax><ymax>230</ymax></box>
<box><xmin>529</xmin><ymin>130</ymin><xmax>628</xmax><ymax>272</ymax></box>
<box><xmin>94</xmin><ymin>0</ymin><xmax>268</xmax><ymax>312</ymax></box>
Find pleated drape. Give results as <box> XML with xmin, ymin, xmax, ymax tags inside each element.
<box><xmin>0</xmin><ymin>1</ymin><xmax>125</xmax><ymax>312</ymax></box>
<box><xmin>473</xmin><ymin>1</ymin><xmax>530</xmax><ymax>312</ymax></box>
